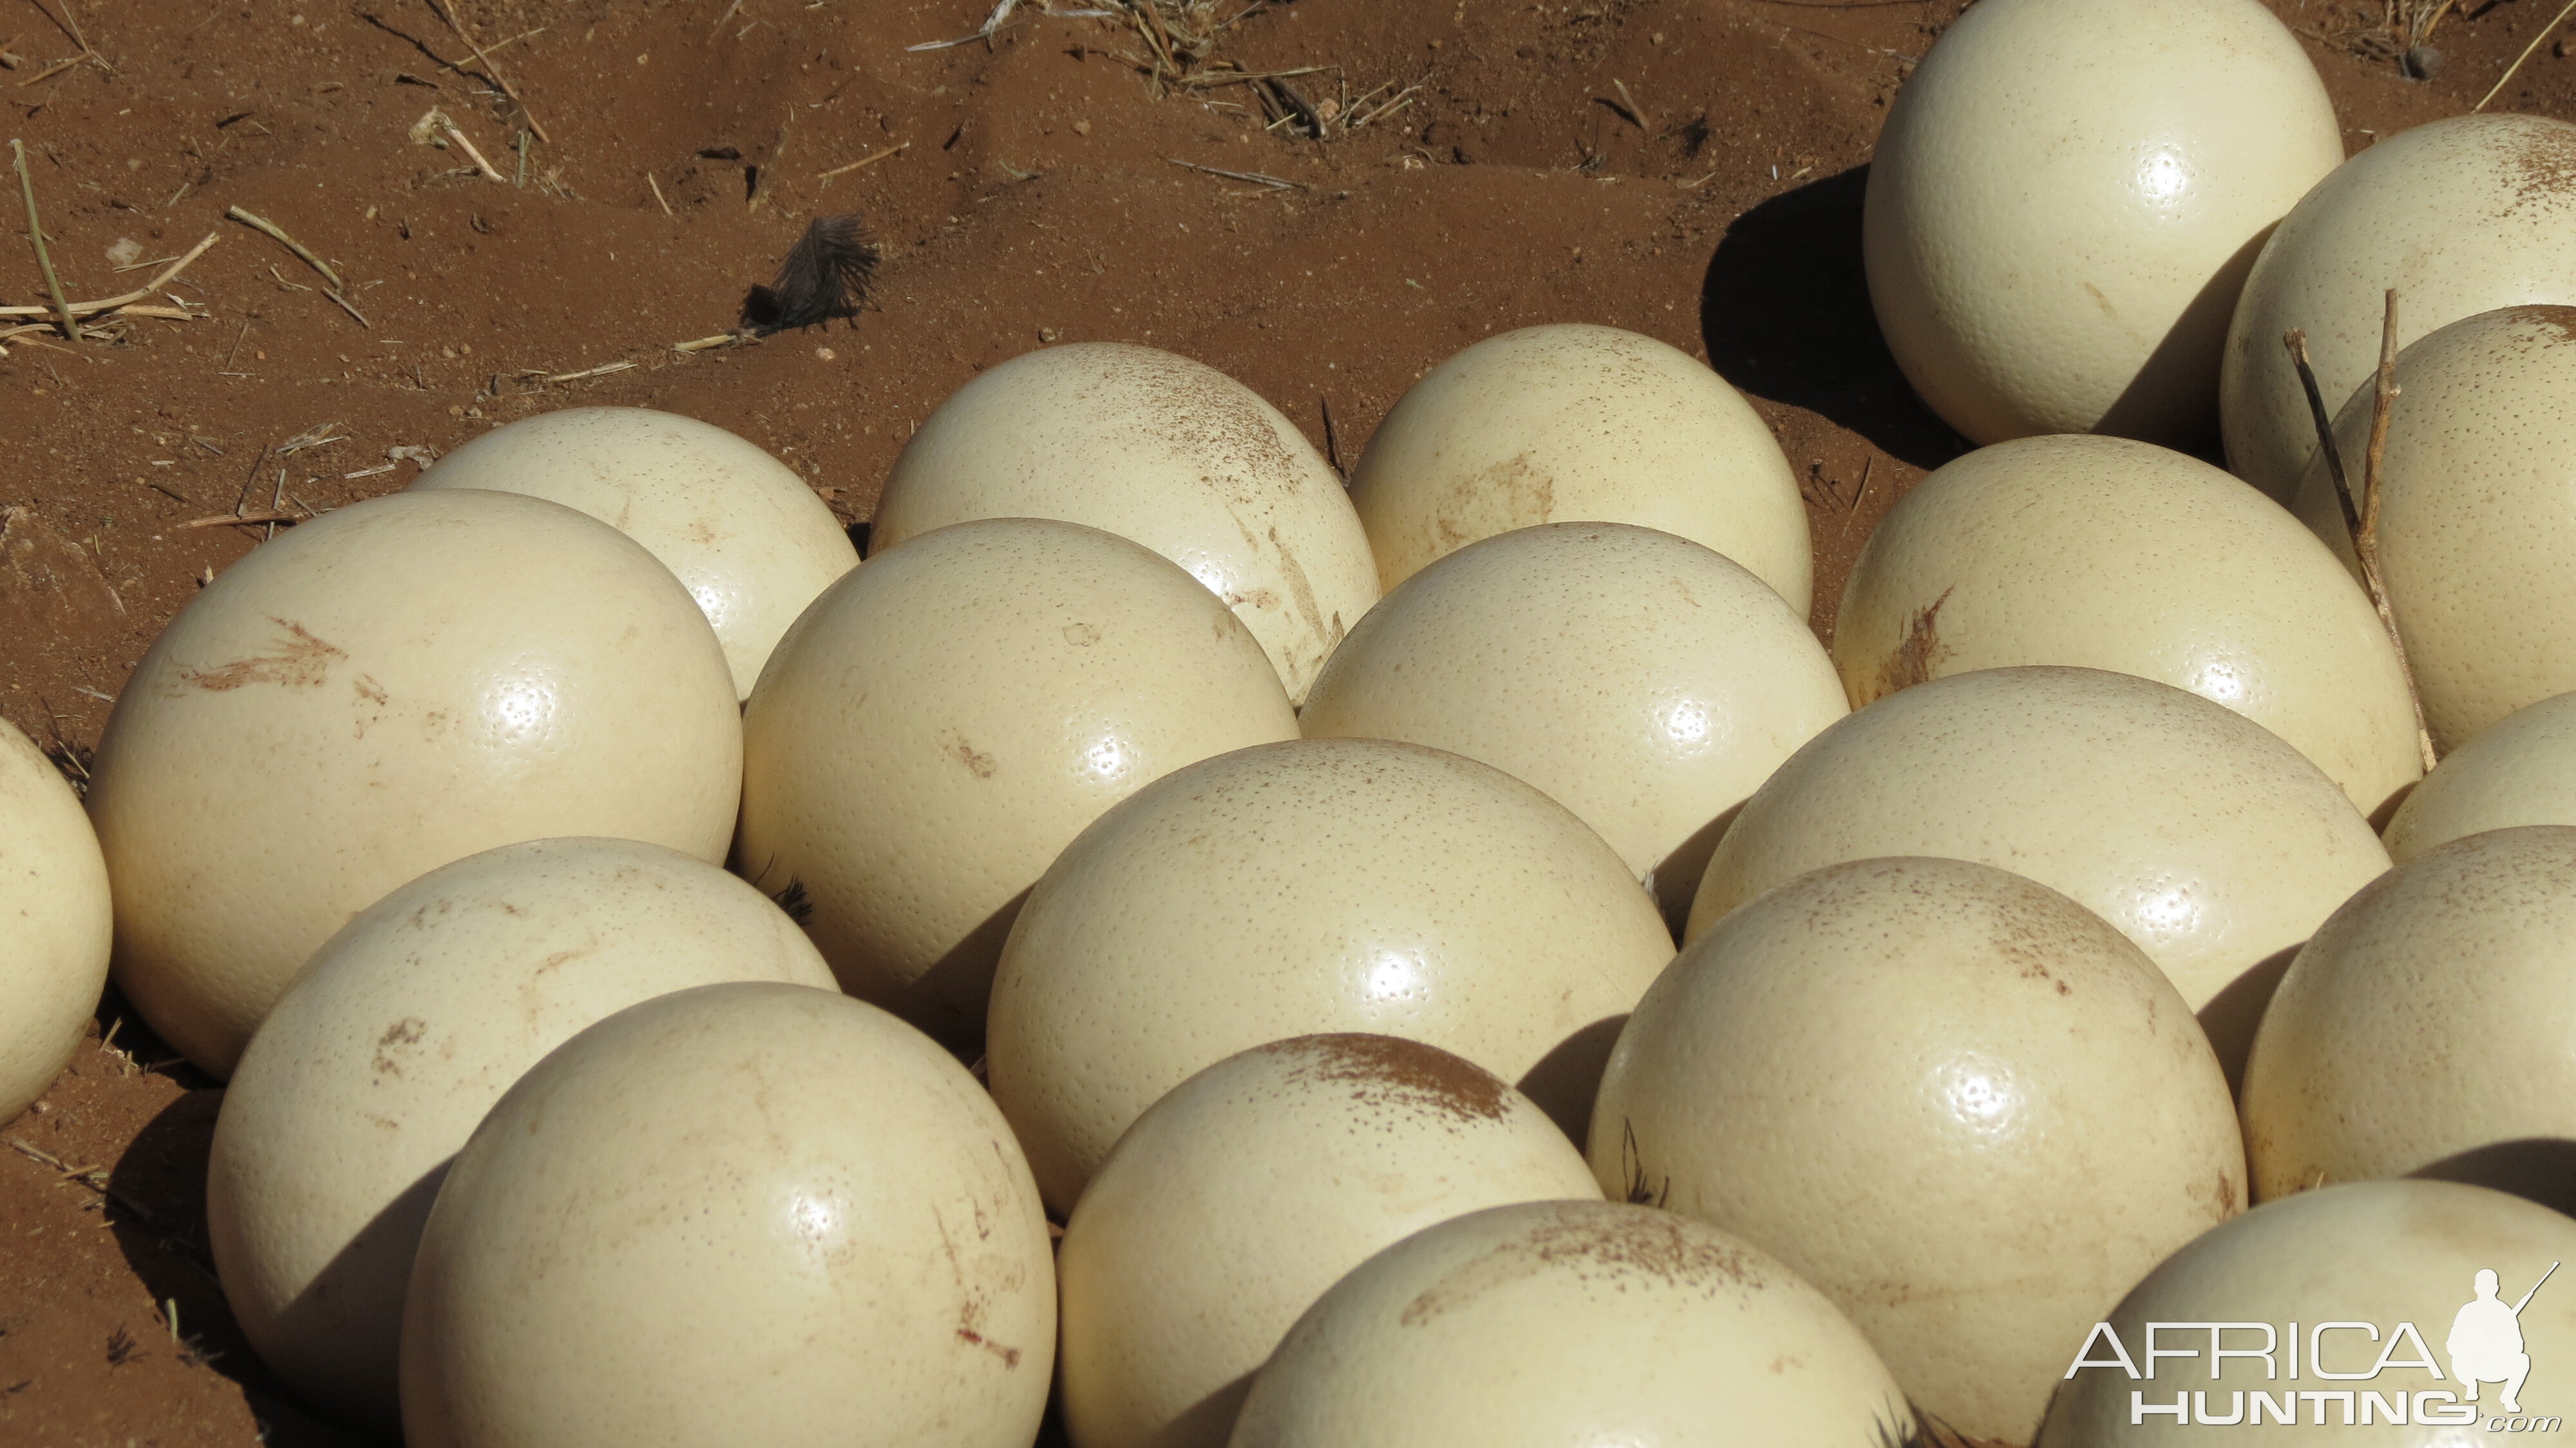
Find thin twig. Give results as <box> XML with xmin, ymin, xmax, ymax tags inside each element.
<box><xmin>443</xmin><ymin>123</ymin><xmax>507</xmax><ymax>182</ymax></box>
<box><xmin>672</xmin><ymin>333</ymin><xmax>742</xmax><ymax>352</ymax></box>
<box><xmin>0</xmin><ymin>230</ymin><xmax>218</xmax><ymax>318</ymax></box>
<box><xmin>6</xmin><ymin>1137</ymin><xmax>160</xmax><ymax>1224</ymax></box>
<box><xmin>323</xmin><ymin>289</ymin><xmax>371</xmax><ymax>327</ymax></box>
<box><xmin>225</xmin><ymin>205</ymin><xmax>344</xmax><ymax>291</ymax></box>
<box><xmin>1166</xmin><ymin>156</ymin><xmax>1307</xmax><ymax>189</ymax></box>
<box><xmin>542</xmin><ymin>359</ymin><xmax>636</xmax><ymax>383</ymax></box>
<box><xmin>427</xmin><ymin>0</ymin><xmax>550</xmax><ymax>142</ymax></box>
<box><xmin>817</xmin><ymin>140</ymin><xmax>908</xmax><ymax>180</ymax></box>
<box><xmin>646</xmin><ymin>171</ymin><xmax>672</xmax><ymax>214</ymax></box>
<box><xmin>12</xmin><ymin>138</ymin><xmax>79</xmax><ymax>340</ymax></box>
<box><xmin>2284</xmin><ymin>303</ymin><xmax>2438</xmax><ymax>772</ymax></box>
<box><xmin>2476</xmin><ymin>0</ymin><xmax>2576</xmax><ymax>110</ymax></box>
<box><xmin>180</xmin><ymin>510</ymin><xmax>303</xmax><ymax>528</ymax></box>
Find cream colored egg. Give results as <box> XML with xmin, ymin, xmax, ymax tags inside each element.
<box><xmin>401</xmin><ymin>981</ymin><xmax>1053</xmax><ymax>1448</ymax></box>
<box><xmin>83</xmin><ymin>490</ymin><xmax>740</xmax><ymax>1077</ymax></box>
<box><xmin>987</xmin><ymin>736</ymin><xmax>1674</xmax><ymax>1214</ymax></box>
<box><xmin>2036</xmin><ymin>1180</ymin><xmax>2576</xmax><ymax>1444</ymax></box>
<box><xmin>412</xmin><ymin>407</ymin><xmax>857</xmax><ymax>698</ymax></box>
<box><xmin>1864</xmin><ymin>0</ymin><xmax>2340</xmax><ymax>447</ymax></box>
<box><xmin>208</xmin><ymin>837</ymin><xmax>837</xmax><ymax>1434</ymax></box>
<box><xmin>1300</xmin><ymin>522</ymin><xmax>1846</xmax><ymax>924</ymax></box>
<box><xmin>736</xmin><ymin>518</ymin><xmax>1297</xmax><ymax>1048</ymax></box>
<box><xmin>2225</xmin><ymin>115</ymin><xmax>2576</xmax><ymax>502</ymax></box>
<box><xmin>2289</xmin><ymin>306</ymin><xmax>2576</xmax><ymax>752</ymax></box>
<box><xmin>871</xmin><ymin>343</ymin><xmax>1374</xmax><ymax>703</ymax></box>
<box><xmin>1057</xmin><ymin>1034</ymin><xmax>1600</xmax><ymax>1448</ymax></box>
<box><xmin>1229</xmin><ymin>1201</ymin><xmax>1916</xmax><ymax>1448</ymax></box>
<box><xmin>1688</xmin><ymin>667</ymin><xmax>2389</xmax><ymax>1082</ymax></box>
<box><xmin>1598</xmin><ymin>856</ymin><xmax>2242</xmax><ymax>1443</ymax></box>
<box><xmin>2385</xmin><ymin>693</ymin><xmax>2576</xmax><ymax>862</ymax></box>
<box><xmin>1346</xmin><ymin>324</ymin><xmax>1810</xmax><ymax>611</ymax></box>
<box><xmin>1836</xmin><ymin>434</ymin><xmax>2421</xmax><ymax>819</ymax></box>
<box><xmin>2242</xmin><ymin>827</ymin><xmax>2576</xmax><ymax>1215</ymax></box>
<box><xmin>0</xmin><ymin>719</ymin><xmax>110</xmax><ymax>1123</ymax></box>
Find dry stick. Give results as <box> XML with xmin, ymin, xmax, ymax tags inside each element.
<box><xmin>444</xmin><ymin>123</ymin><xmax>508</xmax><ymax>182</ymax></box>
<box><xmin>180</xmin><ymin>510</ymin><xmax>301</xmax><ymax>528</ymax></box>
<box><xmin>11</xmin><ymin>138</ymin><xmax>79</xmax><ymax>340</ymax></box>
<box><xmin>225</xmin><ymin>205</ymin><xmax>343</xmax><ymax>291</ymax></box>
<box><xmin>646</xmin><ymin>171</ymin><xmax>672</xmax><ymax>215</ymax></box>
<box><xmin>14</xmin><ymin>51</ymin><xmax>86</xmax><ymax>87</ymax></box>
<box><xmin>2282</xmin><ymin>301</ymin><xmax>2438</xmax><ymax>772</ymax></box>
<box><xmin>427</xmin><ymin>0</ymin><xmax>550</xmax><ymax>142</ymax></box>
<box><xmin>0</xmin><ymin>229</ymin><xmax>217</xmax><ymax>318</ymax></box>
<box><xmin>1166</xmin><ymin>156</ymin><xmax>1306</xmax><ymax>189</ymax></box>
<box><xmin>816</xmin><ymin>140</ymin><xmax>908</xmax><ymax>181</ymax></box>
<box><xmin>2476</xmin><ymin>0</ymin><xmax>2576</xmax><ymax>110</ymax></box>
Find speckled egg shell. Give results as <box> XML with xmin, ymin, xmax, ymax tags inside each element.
<box><xmin>2384</xmin><ymin>692</ymin><xmax>2576</xmax><ymax>862</ymax></box>
<box><xmin>2290</xmin><ymin>305</ymin><xmax>2576</xmax><ymax>752</ymax></box>
<box><xmin>412</xmin><ymin>407</ymin><xmax>857</xmax><ymax>698</ymax></box>
<box><xmin>2036</xmin><ymin>1181</ymin><xmax>2576</xmax><ymax>1445</ymax></box>
<box><xmin>735</xmin><ymin>518</ymin><xmax>1298</xmax><ymax>1049</ymax></box>
<box><xmin>1346</xmin><ymin>324</ymin><xmax>1810</xmax><ymax>611</ymax></box>
<box><xmin>1228</xmin><ymin>1201</ymin><xmax>1915</xmax><ymax>1448</ymax></box>
<box><xmin>1687</xmin><ymin>666</ymin><xmax>2390</xmax><ymax>1082</ymax></box>
<box><xmin>401</xmin><ymin>982</ymin><xmax>1054</xmax><ymax>1448</ymax></box>
<box><xmin>1300</xmin><ymin>522</ymin><xmax>1846</xmax><ymax>924</ymax></box>
<box><xmin>986</xmin><ymin>736</ymin><xmax>1675</xmax><ymax>1214</ymax></box>
<box><xmin>2242</xmin><ymin>826</ymin><xmax>2576</xmax><ymax>1214</ymax></box>
<box><xmin>1836</xmin><ymin>433</ymin><xmax>2421</xmax><ymax>819</ymax></box>
<box><xmin>82</xmin><ymin>490</ymin><xmax>741</xmax><ymax>1077</ymax></box>
<box><xmin>2225</xmin><ymin>114</ymin><xmax>2576</xmax><ymax>502</ymax></box>
<box><xmin>1056</xmin><ymin>1034</ymin><xmax>1600</xmax><ymax>1448</ymax></box>
<box><xmin>1864</xmin><ymin>0</ymin><xmax>2342</xmax><ymax>447</ymax></box>
<box><xmin>207</xmin><ymin>837</ymin><xmax>837</xmax><ymax>1434</ymax></box>
<box><xmin>869</xmin><ymin>343</ymin><xmax>1376</xmax><ymax>704</ymax></box>
<box><xmin>1598</xmin><ymin>856</ymin><xmax>2242</xmax><ymax>1443</ymax></box>
<box><xmin>0</xmin><ymin>718</ymin><xmax>111</xmax><ymax>1123</ymax></box>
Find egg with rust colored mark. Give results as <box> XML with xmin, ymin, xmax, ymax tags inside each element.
<box><xmin>208</xmin><ymin>837</ymin><xmax>836</xmax><ymax>1436</ymax></box>
<box><xmin>82</xmin><ymin>490</ymin><xmax>741</xmax><ymax>1078</ymax></box>
<box><xmin>1835</xmin><ymin>433</ymin><xmax>2421</xmax><ymax>821</ymax></box>
<box><xmin>2226</xmin><ymin>115</ymin><xmax>2576</xmax><ymax>502</ymax></box>
<box><xmin>871</xmin><ymin>343</ymin><xmax>1376</xmax><ymax>705</ymax></box>
<box><xmin>1228</xmin><ymin>1201</ymin><xmax>1915</xmax><ymax>1448</ymax></box>
<box><xmin>412</xmin><ymin>406</ymin><xmax>857</xmax><ymax>699</ymax></box>
<box><xmin>735</xmin><ymin>518</ymin><xmax>1298</xmax><ymax>1051</ymax></box>
<box><xmin>1347</xmin><ymin>324</ymin><xmax>1810</xmax><ymax>613</ymax></box>
<box><xmin>1599</xmin><ymin>856</ymin><xmax>2243</xmax><ymax>1443</ymax></box>
<box><xmin>401</xmin><ymin>982</ymin><xmax>1055</xmax><ymax>1448</ymax></box>
<box><xmin>1688</xmin><ymin>667</ymin><xmax>2390</xmax><ymax>1088</ymax></box>
<box><xmin>1057</xmin><ymin>1034</ymin><xmax>1600</xmax><ymax>1448</ymax></box>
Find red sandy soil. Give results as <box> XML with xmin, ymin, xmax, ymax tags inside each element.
<box><xmin>3</xmin><ymin>1</ymin><xmax>2570</xmax><ymax>1443</ymax></box>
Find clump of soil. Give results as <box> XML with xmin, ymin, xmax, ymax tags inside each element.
<box><xmin>4</xmin><ymin>1</ymin><xmax>2569</xmax><ymax>1443</ymax></box>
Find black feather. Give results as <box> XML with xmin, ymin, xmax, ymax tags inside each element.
<box><xmin>739</xmin><ymin>213</ymin><xmax>879</xmax><ymax>335</ymax></box>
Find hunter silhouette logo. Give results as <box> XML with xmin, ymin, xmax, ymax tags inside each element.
<box><xmin>2454</xmin><ymin>1263</ymin><xmax>2557</xmax><ymax>1416</ymax></box>
<box><xmin>2062</xmin><ymin>1259</ymin><xmax>2565</xmax><ymax>1430</ymax></box>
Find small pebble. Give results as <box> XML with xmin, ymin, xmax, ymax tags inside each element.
<box><xmin>2404</xmin><ymin>45</ymin><xmax>2444</xmax><ymax>81</ymax></box>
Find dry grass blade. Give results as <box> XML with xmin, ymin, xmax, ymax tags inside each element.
<box><xmin>226</xmin><ymin>205</ymin><xmax>344</xmax><ymax>291</ymax></box>
<box><xmin>2478</xmin><ymin>0</ymin><xmax>2576</xmax><ymax>109</ymax></box>
<box><xmin>1167</xmin><ymin>156</ymin><xmax>1305</xmax><ymax>189</ymax></box>
<box><xmin>427</xmin><ymin>0</ymin><xmax>550</xmax><ymax>142</ymax></box>
<box><xmin>11</xmin><ymin>137</ymin><xmax>79</xmax><ymax>340</ymax></box>
<box><xmin>0</xmin><ymin>230</ymin><xmax>217</xmax><ymax>319</ymax></box>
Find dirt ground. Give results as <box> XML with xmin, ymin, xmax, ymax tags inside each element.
<box><xmin>3</xmin><ymin>0</ymin><xmax>2571</xmax><ymax>1443</ymax></box>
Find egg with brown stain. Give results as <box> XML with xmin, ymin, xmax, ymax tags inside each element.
<box><xmin>401</xmin><ymin>982</ymin><xmax>1054</xmax><ymax>1448</ymax></box>
<box><xmin>208</xmin><ymin>837</ymin><xmax>836</xmax><ymax>1434</ymax></box>
<box><xmin>986</xmin><ymin>737</ymin><xmax>1675</xmax><ymax>1214</ymax></box>
<box><xmin>2242</xmin><ymin>826</ymin><xmax>2576</xmax><ymax>1214</ymax></box>
<box><xmin>870</xmin><ymin>343</ymin><xmax>1376</xmax><ymax>704</ymax></box>
<box><xmin>412</xmin><ymin>407</ymin><xmax>857</xmax><ymax>699</ymax></box>
<box><xmin>1689</xmin><ymin>666</ymin><xmax>2391</xmax><ymax>1084</ymax></box>
<box><xmin>1056</xmin><ymin>1034</ymin><xmax>1599</xmax><ymax>1448</ymax></box>
<box><xmin>1229</xmin><ymin>1201</ymin><xmax>1915</xmax><ymax>1448</ymax></box>
<box><xmin>735</xmin><ymin>518</ymin><xmax>1298</xmax><ymax>1050</ymax></box>
<box><xmin>1598</xmin><ymin>855</ymin><xmax>2243</xmax><ymax>1442</ymax></box>
<box><xmin>1347</xmin><ymin>324</ymin><xmax>1810</xmax><ymax>611</ymax></box>
<box><xmin>2226</xmin><ymin>115</ymin><xmax>2576</xmax><ymax>502</ymax></box>
<box><xmin>82</xmin><ymin>490</ymin><xmax>742</xmax><ymax>1076</ymax></box>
